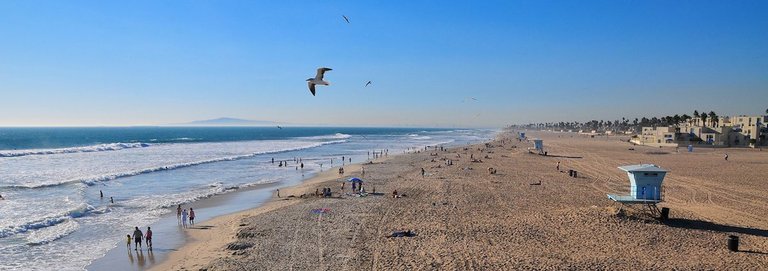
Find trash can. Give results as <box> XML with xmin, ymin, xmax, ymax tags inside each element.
<box><xmin>660</xmin><ymin>207</ymin><xmax>670</xmax><ymax>221</ymax></box>
<box><xmin>568</xmin><ymin>170</ymin><xmax>573</xmax><ymax>177</ymax></box>
<box><xmin>572</xmin><ymin>171</ymin><xmax>577</xmax><ymax>178</ymax></box>
<box><xmin>728</xmin><ymin>235</ymin><xmax>739</xmax><ymax>252</ymax></box>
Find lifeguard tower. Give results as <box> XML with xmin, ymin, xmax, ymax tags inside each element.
<box><xmin>518</xmin><ymin>132</ymin><xmax>526</xmax><ymax>140</ymax></box>
<box><xmin>607</xmin><ymin>164</ymin><xmax>667</xmax><ymax>217</ymax></box>
<box><xmin>532</xmin><ymin>139</ymin><xmax>544</xmax><ymax>154</ymax></box>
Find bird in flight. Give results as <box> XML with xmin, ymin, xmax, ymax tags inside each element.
<box><xmin>342</xmin><ymin>15</ymin><xmax>350</xmax><ymax>23</ymax></box>
<box><xmin>365</xmin><ymin>81</ymin><xmax>372</xmax><ymax>87</ymax></box>
<box><xmin>306</xmin><ymin>67</ymin><xmax>332</xmax><ymax>96</ymax></box>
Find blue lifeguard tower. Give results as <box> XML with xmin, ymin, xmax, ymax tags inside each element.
<box><xmin>607</xmin><ymin>164</ymin><xmax>667</xmax><ymax>216</ymax></box>
<box><xmin>533</xmin><ymin>139</ymin><xmax>544</xmax><ymax>153</ymax></box>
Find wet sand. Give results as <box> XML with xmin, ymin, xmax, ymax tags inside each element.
<box><xmin>152</xmin><ymin>130</ymin><xmax>768</xmax><ymax>270</ymax></box>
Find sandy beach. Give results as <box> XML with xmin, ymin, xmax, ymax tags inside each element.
<box><xmin>153</xmin><ymin>130</ymin><xmax>768</xmax><ymax>270</ymax></box>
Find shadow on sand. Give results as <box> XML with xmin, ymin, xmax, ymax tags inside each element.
<box><xmin>664</xmin><ymin>218</ymin><xmax>768</xmax><ymax>238</ymax></box>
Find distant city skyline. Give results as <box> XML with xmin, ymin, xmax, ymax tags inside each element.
<box><xmin>1</xmin><ymin>1</ymin><xmax>766</xmax><ymax>127</ymax></box>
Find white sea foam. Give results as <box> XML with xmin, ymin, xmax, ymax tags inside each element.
<box><xmin>299</xmin><ymin>133</ymin><xmax>351</xmax><ymax>140</ymax></box>
<box><xmin>1</xmin><ymin>139</ymin><xmax>346</xmax><ymax>189</ymax></box>
<box><xmin>26</xmin><ymin>219</ymin><xmax>80</xmax><ymax>245</ymax></box>
<box><xmin>0</xmin><ymin>203</ymin><xmax>96</xmax><ymax>239</ymax></box>
<box><xmin>0</xmin><ymin>142</ymin><xmax>151</xmax><ymax>158</ymax></box>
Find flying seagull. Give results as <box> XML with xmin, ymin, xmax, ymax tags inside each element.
<box><xmin>342</xmin><ymin>15</ymin><xmax>350</xmax><ymax>23</ymax></box>
<box><xmin>307</xmin><ymin>67</ymin><xmax>332</xmax><ymax>96</ymax></box>
<box><xmin>365</xmin><ymin>81</ymin><xmax>372</xmax><ymax>87</ymax></box>
<box><xmin>462</xmin><ymin>97</ymin><xmax>478</xmax><ymax>103</ymax></box>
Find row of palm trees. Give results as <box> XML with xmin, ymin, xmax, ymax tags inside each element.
<box><xmin>513</xmin><ymin>110</ymin><xmax>728</xmax><ymax>132</ymax></box>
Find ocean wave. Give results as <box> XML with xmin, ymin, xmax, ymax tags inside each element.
<box><xmin>122</xmin><ymin>178</ymin><xmax>282</xmax><ymax>210</ymax></box>
<box><xmin>299</xmin><ymin>133</ymin><xmax>351</xmax><ymax>140</ymax></box>
<box><xmin>0</xmin><ymin>203</ymin><xmax>98</xmax><ymax>239</ymax></box>
<box><xmin>2</xmin><ymin>139</ymin><xmax>346</xmax><ymax>189</ymax></box>
<box><xmin>412</xmin><ymin>136</ymin><xmax>432</xmax><ymax>140</ymax></box>
<box><xmin>26</xmin><ymin>219</ymin><xmax>80</xmax><ymax>246</ymax></box>
<box><xmin>0</xmin><ymin>143</ymin><xmax>152</xmax><ymax>158</ymax></box>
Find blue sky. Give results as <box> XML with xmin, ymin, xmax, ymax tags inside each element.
<box><xmin>0</xmin><ymin>0</ymin><xmax>766</xmax><ymax>127</ymax></box>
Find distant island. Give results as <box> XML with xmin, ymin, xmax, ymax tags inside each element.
<box><xmin>170</xmin><ymin>117</ymin><xmax>279</xmax><ymax>126</ymax></box>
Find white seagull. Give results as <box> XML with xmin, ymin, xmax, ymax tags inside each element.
<box><xmin>307</xmin><ymin>67</ymin><xmax>332</xmax><ymax>96</ymax></box>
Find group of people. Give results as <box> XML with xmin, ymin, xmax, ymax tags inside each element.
<box><xmin>318</xmin><ymin>187</ymin><xmax>333</xmax><ymax>197</ymax></box>
<box><xmin>99</xmin><ymin>190</ymin><xmax>115</xmax><ymax>203</ymax></box>
<box><xmin>274</xmin><ymin>157</ymin><xmax>305</xmax><ymax>168</ymax></box>
<box><xmin>128</xmin><ymin>226</ymin><xmax>153</xmax><ymax>250</ymax></box>
<box><xmin>176</xmin><ymin>204</ymin><xmax>196</xmax><ymax>228</ymax></box>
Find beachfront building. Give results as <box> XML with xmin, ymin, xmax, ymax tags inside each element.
<box><xmin>633</xmin><ymin>114</ymin><xmax>767</xmax><ymax>147</ymax></box>
<box><xmin>726</xmin><ymin>115</ymin><xmax>766</xmax><ymax>146</ymax></box>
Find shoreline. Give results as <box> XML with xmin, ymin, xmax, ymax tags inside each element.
<box><xmin>148</xmin><ymin>157</ymin><xmax>392</xmax><ymax>270</ymax></box>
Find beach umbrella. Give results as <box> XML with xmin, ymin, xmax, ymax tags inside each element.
<box><xmin>347</xmin><ymin>177</ymin><xmax>363</xmax><ymax>183</ymax></box>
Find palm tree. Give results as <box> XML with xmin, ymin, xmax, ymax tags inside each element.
<box><xmin>708</xmin><ymin>111</ymin><xmax>718</xmax><ymax>127</ymax></box>
<box><xmin>693</xmin><ymin>110</ymin><xmax>700</xmax><ymax>125</ymax></box>
<box><xmin>700</xmin><ymin>113</ymin><xmax>708</xmax><ymax>126</ymax></box>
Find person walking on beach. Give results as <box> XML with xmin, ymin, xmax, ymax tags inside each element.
<box><xmin>724</xmin><ymin>153</ymin><xmax>729</xmax><ymax>161</ymax></box>
<box><xmin>300</xmin><ymin>162</ymin><xmax>304</xmax><ymax>169</ymax></box>
<box><xmin>132</xmin><ymin>227</ymin><xmax>143</xmax><ymax>250</ymax></box>
<box><xmin>145</xmin><ymin>227</ymin><xmax>153</xmax><ymax>250</ymax></box>
<box><xmin>177</xmin><ymin>204</ymin><xmax>182</xmax><ymax>223</ymax></box>
<box><xmin>556</xmin><ymin>161</ymin><xmax>560</xmax><ymax>171</ymax></box>
<box><xmin>421</xmin><ymin>168</ymin><xmax>426</xmax><ymax>177</ymax></box>
<box><xmin>181</xmin><ymin>208</ymin><xmax>189</xmax><ymax>228</ymax></box>
<box><xmin>126</xmin><ymin>234</ymin><xmax>132</xmax><ymax>248</ymax></box>
<box><xmin>189</xmin><ymin>208</ymin><xmax>195</xmax><ymax>225</ymax></box>
<box><xmin>110</xmin><ymin>197</ymin><xmax>114</xmax><ymax>203</ymax></box>
<box><xmin>277</xmin><ymin>189</ymin><xmax>281</xmax><ymax>198</ymax></box>
<box><xmin>100</xmin><ymin>190</ymin><xmax>103</xmax><ymax>198</ymax></box>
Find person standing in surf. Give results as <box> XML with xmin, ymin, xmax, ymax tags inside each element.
<box><xmin>176</xmin><ymin>204</ymin><xmax>182</xmax><ymax>224</ymax></box>
<box><xmin>145</xmin><ymin>227</ymin><xmax>153</xmax><ymax>250</ymax></box>
<box><xmin>181</xmin><ymin>208</ymin><xmax>189</xmax><ymax>228</ymax></box>
<box><xmin>189</xmin><ymin>208</ymin><xmax>195</xmax><ymax>226</ymax></box>
<box><xmin>132</xmin><ymin>227</ymin><xmax>143</xmax><ymax>250</ymax></box>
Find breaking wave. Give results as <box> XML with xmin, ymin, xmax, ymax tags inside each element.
<box><xmin>0</xmin><ymin>143</ymin><xmax>152</xmax><ymax>158</ymax></box>
<box><xmin>2</xmin><ymin>140</ymin><xmax>346</xmax><ymax>189</ymax></box>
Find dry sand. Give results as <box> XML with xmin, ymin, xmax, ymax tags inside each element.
<box><xmin>153</xmin><ymin>130</ymin><xmax>768</xmax><ymax>270</ymax></box>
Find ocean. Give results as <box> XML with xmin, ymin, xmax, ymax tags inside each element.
<box><xmin>0</xmin><ymin>127</ymin><xmax>496</xmax><ymax>270</ymax></box>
